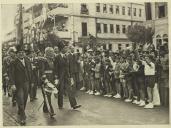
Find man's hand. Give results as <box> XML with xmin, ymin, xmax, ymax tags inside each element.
<box><xmin>31</xmin><ymin>83</ymin><xmax>34</xmax><ymax>88</ymax></box>
<box><xmin>54</xmin><ymin>79</ymin><xmax>59</xmax><ymax>85</ymax></box>
<box><xmin>70</xmin><ymin>78</ymin><xmax>74</xmax><ymax>86</ymax></box>
<box><xmin>11</xmin><ymin>85</ymin><xmax>16</xmax><ymax>91</ymax></box>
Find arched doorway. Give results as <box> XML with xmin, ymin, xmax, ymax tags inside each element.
<box><xmin>156</xmin><ymin>35</ymin><xmax>162</xmax><ymax>49</ymax></box>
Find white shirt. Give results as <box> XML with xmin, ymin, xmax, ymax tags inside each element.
<box><xmin>20</xmin><ymin>58</ymin><xmax>25</xmax><ymax>67</ymax></box>
<box><xmin>142</xmin><ymin>61</ymin><xmax>155</xmax><ymax>75</ymax></box>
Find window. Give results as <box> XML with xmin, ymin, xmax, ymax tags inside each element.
<box><xmin>145</xmin><ymin>3</ymin><xmax>152</xmax><ymax>20</ymax></box>
<box><xmin>110</xmin><ymin>24</ymin><xmax>114</xmax><ymax>33</ymax></box>
<box><xmin>116</xmin><ymin>6</ymin><xmax>119</xmax><ymax>14</ymax></box>
<box><xmin>81</xmin><ymin>3</ymin><xmax>89</xmax><ymax>14</ymax></box>
<box><xmin>103</xmin><ymin>44</ymin><xmax>106</xmax><ymax>50</ymax></box>
<box><xmin>133</xmin><ymin>8</ymin><xmax>136</xmax><ymax>16</ymax></box>
<box><xmin>104</xmin><ymin>24</ymin><xmax>108</xmax><ymax>33</ymax></box>
<box><xmin>128</xmin><ymin>7</ymin><xmax>131</xmax><ymax>16</ymax></box>
<box><xmin>109</xmin><ymin>44</ymin><xmax>112</xmax><ymax>50</ymax></box>
<box><xmin>118</xmin><ymin>44</ymin><xmax>122</xmax><ymax>50</ymax></box>
<box><xmin>122</xmin><ymin>7</ymin><xmax>125</xmax><ymax>15</ymax></box>
<box><xmin>116</xmin><ymin>25</ymin><xmax>120</xmax><ymax>33</ymax></box>
<box><xmin>103</xmin><ymin>4</ymin><xmax>107</xmax><ymax>13</ymax></box>
<box><xmin>96</xmin><ymin>3</ymin><xmax>100</xmax><ymax>12</ymax></box>
<box><xmin>139</xmin><ymin>9</ymin><xmax>142</xmax><ymax>17</ymax></box>
<box><xmin>158</xmin><ymin>5</ymin><xmax>166</xmax><ymax>18</ymax></box>
<box><xmin>96</xmin><ymin>23</ymin><xmax>101</xmax><ymax>33</ymax></box>
<box><xmin>109</xmin><ymin>5</ymin><xmax>113</xmax><ymax>14</ymax></box>
<box><xmin>126</xmin><ymin>44</ymin><xmax>129</xmax><ymax>47</ymax></box>
<box><xmin>163</xmin><ymin>34</ymin><xmax>168</xmax><ymax>43</ymax></box>
<box><xmin>122</xmin><ymin>25</ymin><xmax>126</xmax><ymax>34</ymax></box>
<box><xmin>82</xmin><ymin>22</ymin><xmax>87</xmax><ymax>36</ymax></box>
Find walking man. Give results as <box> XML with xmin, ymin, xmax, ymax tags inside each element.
<box><xmin>54</xmin><ymin>44</ymin><xmax>81</xmax><ymax>110</ymax></box>
<box><xmin>9</xmin><ymin>45</ymin><xmax>33</xmax><ymax>125</ymax></box>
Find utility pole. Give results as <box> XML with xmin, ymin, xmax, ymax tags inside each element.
<box><xmin>16</xmin><ymin>4</ymin><xmax>23</xmax><ymax>45</ymax></box>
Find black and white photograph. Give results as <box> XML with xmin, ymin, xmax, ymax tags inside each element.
<box><xmin>1</xmin><ymin>1</ymin><xmax>170</xmax><ymax>126</ymax></box>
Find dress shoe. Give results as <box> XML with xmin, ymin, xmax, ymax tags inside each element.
<box><xmin>12</xmin><ymin>102</ymin><xmax>16</xmax><ymax>107</ymax></box>
<box><xmin>34</xmin><ymin>97</ymin><xmax>38</xmax><ymax>100</ymax></box>
<box><xmin>73</xmin><ymin>105</ymin><xmax>81</xmax><ymax>110</ymax></box>
<box><xmin>59</xmin><ymin>107</ymin><xmax>63</xmax><ymax>109</ymax></box>
<box><xmin>50</xmin><ymin>113</ymin><xmax>56</xmax><ymax>117</ymax></box>
<box><xmin>20</xmin><ymin>120</ymin><xmax>26</xmax><ymax>126</ymax></box>
<box><xmin>30</xmin><ymin>98</ymin><xmax>34</xmax><ymax>102</ymax></box>
<box><xmin>18</xmin><ymin>111</ymin><xmax>20</xmax><ymax>115</ymax></box>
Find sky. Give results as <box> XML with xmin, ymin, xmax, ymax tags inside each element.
<box><xmin>1</xmin><ymin>4</ymin><xmax>33</xmax><ymax>42</ymax></box>
<box><xmin>1</xmin><ymin>4</ymin><xmax>17</xmax><ymax>41</ymax></box>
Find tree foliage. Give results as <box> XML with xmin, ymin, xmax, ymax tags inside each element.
<box><xmin>126</xmin><ymin>24</ymin><xmax>154</xmax><ymax>48</ymax></box>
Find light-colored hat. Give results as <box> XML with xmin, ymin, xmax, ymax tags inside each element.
<box><xmin>87</xmin><ymin>49</ymin><xmax>93</xmax><ymax>52</ymax></box>
<box><xmin>45</xmin><ymin>47</ymin><xmax>55</xmax><ymax>58</ymax></box>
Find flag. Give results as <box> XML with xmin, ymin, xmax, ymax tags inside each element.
<box><xmin>40</xmin><ymin>4</ymin><xmax>48</xmax><ymax>29</ymax></box>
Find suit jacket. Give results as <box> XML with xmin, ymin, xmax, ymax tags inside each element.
<box><xmin>9</xmin><ymin>57</ymin><xmax>33</xmax><ymax>88</ymax></box>
<box><xmin>68</xmin><ymin>53</ymin><xmax>79</xmax><ymax>75</ymax></box>
<box><xmin>103</xmin><ymin>64</ymin><xmax>113</xmax><ymax>81</ymax></box>
<box><xmin>54</xmin><ymin>54</ymin><xmax>70</xmax><ymax>81</ymax></box>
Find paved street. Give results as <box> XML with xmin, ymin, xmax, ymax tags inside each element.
<box><xmin>3</xmin><ymin>88</ymin><xmax>169</xmax><ymax>126</ymax></box>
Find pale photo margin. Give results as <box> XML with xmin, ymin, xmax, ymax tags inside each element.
<box><xmin>0</xmin><ymin>0</ymin><xmax>170</xmax><ymax>128</ymax></box>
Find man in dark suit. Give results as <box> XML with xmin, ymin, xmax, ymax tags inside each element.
<box><xmin>68</xmin><ymin>46</ymin><xmax>80</xmax><ymax>90</ymax></box>
<box><xmin>28</xmin><ymin>51</ymin><xmax>39</xmax><ymax>102</ymax></box>
<box><xmin>54</xmin><ymin>45</ymin><xmax>81</xmax><ymax>110</ymax></box>
<box><xmin>9</xmin><ymin>45</ymin><xmax>33</xmax><ymax>125</ymax></box>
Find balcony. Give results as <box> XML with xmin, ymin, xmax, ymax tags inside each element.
<box><xmin>47</xmin><ymin>4</ymin><xmax>70</xmax><ymax>15</ymax></box>
<box><xmin>53</xmin><ymin>30</ymin><xmax>70</xmax><ymax>39</ymax></box>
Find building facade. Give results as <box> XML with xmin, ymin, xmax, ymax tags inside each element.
<box><xmin>21</xmin><ymin>3</ymin><xmax>145</xmax><ymax>51</ymax></box>
<box><xmin>3</xmin><ymin>29</ymin><xmax>16</xmax><ymax>46</ymax></box>
<box><xmin>145</xmin><ymin>2</ymin><xmax>168</xmax><ymax>48</ymax></box>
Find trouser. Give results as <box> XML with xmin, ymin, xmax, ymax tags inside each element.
<box><xmin>30</xmin><ymin>71</ymin><xmax>38</xmax><ymax>99</ymax></box>
<box><xmin>104</xmin><ymin>78</ymin><xmax>112</xmax><ymax>94</ymax></box>
<box><xmin>94</xmin><ymin>78</ymin><xmax>100</xmax><ymax>92</ymax></box>
<box><xmin>71</xmin><ymin>73</ymin><xmax>80</xmax><ymax>90</ymax></box>
<box><xmin>115</xmin><ymin>79</ymin><xmax>121</xmax><ymax>95</ymax></box>
<box><xmin>3</xmin><ymin>77</ymin><xmax>8</xmax><ymax>95</ymax></box>
<box><xmin>30</xmin><ymin>84</ymin><xmax>37</xmax><ymax>99</ymax></box>
<box><xmin>111</xmin><ymin>75</ymin><xmax>116</xmax><ymax>94</ymax></box>
<box><xmin>137</xmin><ymin>76</ymin><xmax>145</xmax><ymax>101</ymax></box>
<box><xmin>120</xmin><ymin>78</ymin><xmax>128</xmax><ymax>98</ymax></box>
<box><xmin>58</xmin><ymin>77</ymin><xmax>77</xmax><ymax>108</ymax></box>
<box><xmin>83</xmin><ymin>74</ymin><xmax>89</xmax><ymax>90</ymax></box>
<box><xmin>12</xmin><ymin>90</ymin><xmax>17</xmax><ymax>103</ymax></box>
<box><xmin>46</xmin><ymin>92</ymin><xmax>54</xmax><ymax>114</ymax></box>
<box><xmin>127</xmin><ymin>77</ymin><xmax>133</xmax><ymax>99</ymax></box>
<box><xmin>145</xmin><ymin>75</ymin><xmax>155</xmax><ymax>102</ymax></box>
<box><xmin>16</xmin><ymin>82</ymin><xmax>30</xmax><ymax>120</ymax></box>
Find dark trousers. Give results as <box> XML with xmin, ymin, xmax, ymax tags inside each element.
<box><xmin>12</xmin><ymin>90</ymin><xmax>17</xmax><ymax>103</ymax></box>
<box><xmin>58</xmin><ymin>77</ymin><xmax>77</xmax><ymax>108</ymax></box>
<box><xmin>30</xmin><ymin>71</ymin><xmax>38</xmax><ymax>99</ymax></box>
<box><xmin>71</xmin><ymin>73</ymin><xmax>80</xmax><ymax>90</ymax></box>
<box><xmin>16</xmin><ymin>82</ymin><xmax>30</xmax><ymax>120</ymax></box>
<box><xmin>30</xmin><ymin>84</ymin><xmax>37</xmax><ymax>99</ymax></box>
<box><xmin>3</xmin><ymin>77</ymin><xmax>8</xmax><ymax>95</ymax></box>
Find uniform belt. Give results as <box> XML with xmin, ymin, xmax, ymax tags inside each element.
<box><xmin>45</xmin><ymin>70</ymin><xmax>53</xmax><ymax>73</ymax></box>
